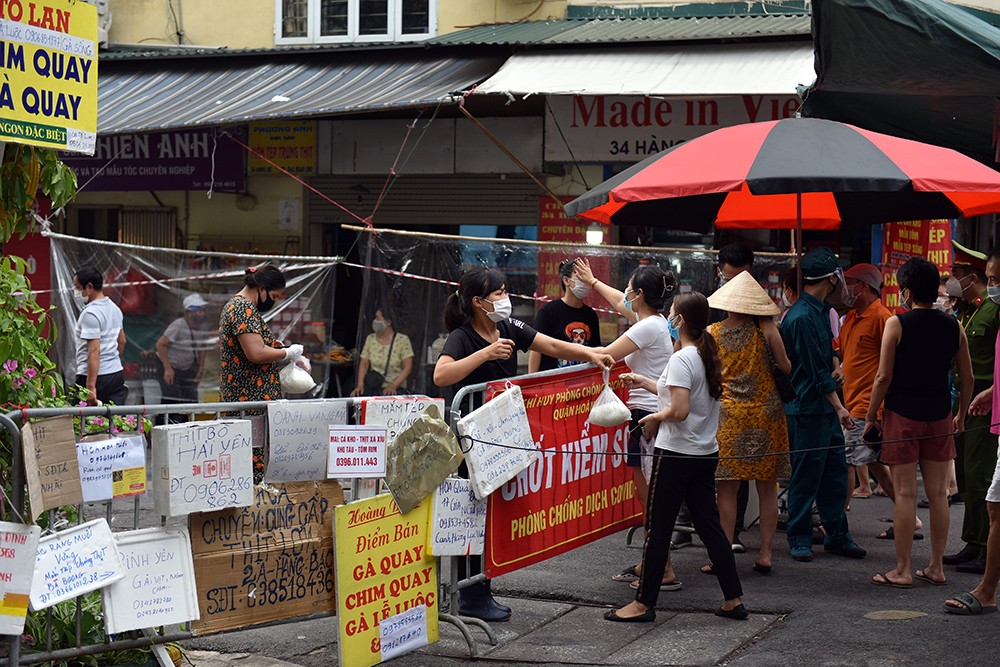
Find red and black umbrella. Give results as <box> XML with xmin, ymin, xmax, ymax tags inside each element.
<box><xmin>564</xmin><ymin>117</ymin><xmax>1000</xmax><ymax>231</ymax></box>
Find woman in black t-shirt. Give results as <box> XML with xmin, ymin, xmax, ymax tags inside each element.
<box><xmin>434</xmin><ymin>267</ymin><xmax>613</xmax><ymax>622</ymax></box>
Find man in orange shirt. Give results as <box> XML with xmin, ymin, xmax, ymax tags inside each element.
<box><xmin>839</xmin><ymin>264</ymin><xmax>894</xmax><ymax>509</ymax></box>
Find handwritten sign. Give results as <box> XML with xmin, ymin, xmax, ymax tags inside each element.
<box><xmin>30</xmin><ymin>518</ymin><xmax>124</xmax><ymax>611</ymax></box>
<box><xmin>0</xmin><ymin>522</ymin><xmax>40</xmax><ymax>634</ymax></box>
<box><xmin>335</xmin><ymin>493</ymin><xmax>438</xmax><ymax>667</ymax></box>
<box><xmin>380</xmin><ymin>604</ymin><xmax>430</xmax><ymax>662</ymax></box>
<box><xmin>428</xmin><ymin>478</ymin><xmax>487</xmax><ymax>557</ymax></box>
<box><xmin>264</xmin><ymin>399</ymin><xmax>348</xmax><ymax>482</ymax></box>
<box><xmin>189</xmin><ymin>481</ymin><xmax>344</xmax><ymax>635</ymax></box>
<box><xmin>360</xmin><ymin>397</ymin><xmax>445</xmax><ymax>448</ymax></box>
<box><xmin>102</xmin><ymin>527</ymin><xmax>200</xmax><ymax>634</ymax></box>
<box><xmin>456</xmin><ymin>385</ymin><xmax>537</xmax><ymax>500</ymax></box>
<box><xmin>152</xmin><ymin>420</ymin><xmax>253</xmax><ymax>517</ymax></box>
<box><xmin>328</xmin><ymin>425</ymin><xmax>386</xmax><ymax>478</ymax></box>
<box><xmin>21</xmin><ymin>416</ymin><xmax>83</xmax><ymax>521</ymax></box>
<box><xmin>77</xmin><ymin>434</ymin><xmax>146</xmax><ymax>502</ymax></box>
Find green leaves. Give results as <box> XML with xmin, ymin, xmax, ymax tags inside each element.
<box><xmin>0</xmin><ymin>144</ymin><xmax>77</xmax><ymax>244</ymax></box>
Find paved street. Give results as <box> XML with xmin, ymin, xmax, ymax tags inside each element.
<box><xmin>185</xmin><ymin>491</ymin><xmax>999</xmax><ymax>666</ymax></box>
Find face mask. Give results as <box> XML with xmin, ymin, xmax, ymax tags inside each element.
<box><xmin>989</xmin><ymin>286</ymin><xmax>1000</xmax><ymax>305</ymax></box>
<box><xmin>257</xmin><ymin>289</ymin><xmax>275</xmax><ymax>313</ymax></box>
<box><xmin>718</xmin><ymin>275</ymin><xmax>730</xmax><ymax>288</ymax></box>
<box><xmin>372</xmin><ymin>319</ymin><xmax>387</xmax><ymax>332</ymax></box>
<box><xmin>933</xmin><ymin>296</ymin><xmax>950</xmax><ymax>311</ymax></box>
<box><xmin>781</xmin><ymin>291</ymin><xmax>793</xmax><ymax>309</ymax></box>
<box><xmin>900</xmin><ymin>287</ymin><xmax>912</xmax><ymax>311</ymax></box>
<box><xmin>624</xmin><ymin>288</ymin><xmax>637</xmax><ymax>312</ymax></box>
<box><xmin>482</xmin><ymin>297</ymin><xmax>512</xmax><ymax>323</ymax></box>
<box><xmin>74</xmin><ymin>290</ymin><xmax>88</xmax><ymax>308</ymax></box>
<box><xmin>666</xmin><ymin>315</ymin><xmax>681</xmax><ymax>340</ymax></box>
<box><xmin>569</xmin><ymin>280</ymin><xmax>592</xmax><ymax>300</ymax></box>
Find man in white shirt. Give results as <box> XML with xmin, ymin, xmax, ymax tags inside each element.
<box><xmin>73</xmin><ymin>266</ymin><xmax>127</xmax><ymax>405</ymax></box>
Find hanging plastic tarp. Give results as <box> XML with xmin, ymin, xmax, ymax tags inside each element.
<box><xmin>46</xmin><ymin>231</ymin><xmax>339</xmax><ymax>402</ymax></box>
<box><xmin>344</xmin><ymin>225</ymin><xmax>795</xmax><ymax>397</ymax></box>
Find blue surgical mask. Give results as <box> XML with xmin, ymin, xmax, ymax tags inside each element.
<box><xmin>666</xmin><ymin>315</ymin><xmax>681</xmax><ymax>340</ymax></box>
<box><xmin>624</xmin><ymin>288</ymin><xmax>636</xmax><ymax>312</ymax></box>
<box><xmin>988</xmin><ymin>286</ymin><xmax>1000</xmax><ymax>305</ymax></box>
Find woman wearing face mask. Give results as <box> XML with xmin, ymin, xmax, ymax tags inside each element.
<box><xmin>156</xmin><ymin>293</ymin><xmax>210</xmax><ymax>422</ymax></box>
<box><xmin>351</xmin><ymin>307</ymin><xmax>414</xmax><ymax>396</ymax></box>
<box><xmin>528</xmin><ymin>259</ymin><xmax>603</xmax><ymax>373</ymax></box>
<box><xmin>605</xmin><ymin>292</ymin><xmax>747</xmax><ymax>622</ymax></box>
<box><xmin>864</xmin><ymin>257</ymin><xmax>973</xmax><ymax>588</ymax></box>
<box><xmin>434</xmin><ymin>266</ymin><xmax>614</xmax><ymax>622</ymax></box>
<box><xmin>574</xmin><ymin>259</ymin><xmax>678</xmax><ymax>587</ymax></box>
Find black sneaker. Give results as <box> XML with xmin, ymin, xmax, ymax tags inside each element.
<box><xmin>824</xmin><ymin>540</ymin><xmax>867</xmax><ymax>559</ymax></box>
<box><xmin>917</xmin><ymin>498</ymin><xmax>930</xmax><ymax>509</ymax></box>
<box><xmin>956</xmin><ymin>555</ymin><xmax>987</xmax><ymax>574</ymax></box>
<box><xmin>670</xmin><ymin>530</ymin><xmax>693</xmax><ymax>550</ymax></box>
<box><xmin>950</xmin><ymin>493</ymin><xmax>964</xmax><ymax>505</ymax></box>
<box><xmin>943</xmin><ymin>544</ymin><xmax>979</xmax><ymax>565</ymax></box>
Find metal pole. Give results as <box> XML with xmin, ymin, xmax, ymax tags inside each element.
<box><xmin>796</xmin><ymin>192</ymin><xmax>804</xmax><ymax>294</ymax></box>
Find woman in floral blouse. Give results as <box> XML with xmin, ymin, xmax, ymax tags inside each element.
<box><xmin>219</xmin><ymin>265</ymin><xmax>301</xmax><ymax>481</ymax></box>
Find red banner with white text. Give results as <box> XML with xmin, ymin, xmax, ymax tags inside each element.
<box><xmin>483</xmin><ymin>363</ymin><xmax>642</xmax><ymax>577</ymax></box>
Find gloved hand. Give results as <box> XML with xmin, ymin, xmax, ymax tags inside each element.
<box><xmin>283</xmin><ymin>344</ymin><xmax>304</xmax><ymax>360</ymax></box>
<box><xmin>294</xmin><ymin>355</ymin><xmax>312</xmax><ymax>373</ymax></box>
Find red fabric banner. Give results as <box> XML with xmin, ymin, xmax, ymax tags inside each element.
<box><xmin>881</xmin><ymin>219</ymin><xmax>951</xmax><ymax>313</ymax></box>
<box><xmin>483</xmin><ymin>363</ymin><xmax>642</xmax><ymax>577</ymax></box>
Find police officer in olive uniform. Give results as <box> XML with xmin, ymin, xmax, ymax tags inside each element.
<box><xmin>944</xmin><ymin>242</ymin><xmax>999</xmax><ymax>574</ymax></box>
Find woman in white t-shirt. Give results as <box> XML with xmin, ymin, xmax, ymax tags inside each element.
<box><xmin>575</xmin><ymin>259</ymin><xmax>676</xmax><ymax>585</ymax></box>
<box><xmin>605</xmin><ymin>292</ymin><xmax>747</xmax><ymax>623</ymax></box>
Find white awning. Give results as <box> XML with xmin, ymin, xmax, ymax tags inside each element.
<box><xmin>473</xmin><ymin>42</ymin><xmax>815</xmax><ymax>96</ymax></box>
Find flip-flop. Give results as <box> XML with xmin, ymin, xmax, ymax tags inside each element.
<box><xmin>752</xmin><ymin>561</ymin><xmax>772</xmax><ymax>575</ymax></box>
<box><xmin>701</xmin><ymin>564</ymin><xmax>715</xmax><ymax>575</ymax></box>
<box><xmin>611</xmin><ymin>565</ymin><xmax>641</xmax><ymax>583</ymax></box>
<box><xmin>944</xmin><ymin>591</ymin><xmax>999</xmax><ymax>615</ymax></box>
<box><xmin>876</xmin><ymin>527</ymin><xmax>924</xmax><ymax>540</ymax></box>
<box><xmin>915</xmin><ymin>569</ymin><xmax>947</xmax><ymax>586</ymax></box>
<box><xmin>630</xmin><ymin>579</ymin><xmax>682</xmax><ymax>591</ymax></box>
<box><xmin>872</xmin><ymin>573</ymin><xmax>913</xmax><ymax>589</ymax></box>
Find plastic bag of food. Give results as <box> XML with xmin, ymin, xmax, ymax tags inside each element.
<box><xmin>587</xmin><ymin>369</ymin><xmax>631</xmax><ymax>427</ymax></box>
<box><xmin>280</xmin><ymin>359</ymin><xmax>316</xmax><ymax>394</ymax></box>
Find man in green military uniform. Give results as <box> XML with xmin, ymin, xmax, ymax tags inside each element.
<box><xmin>944</xmin><ymin>242</ymin><xmax>999</xmax><ymax>574</ymax></box>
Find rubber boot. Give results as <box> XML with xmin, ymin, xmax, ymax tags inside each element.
<box><xmin>458</xmin><ymin>581</ymin><xmax>511</xmax><ymax>622</ymax></box>
<box><xmin>485</xmin><ymin>578</ymin><xmax>511</xmax><ymax>615</ymax></box>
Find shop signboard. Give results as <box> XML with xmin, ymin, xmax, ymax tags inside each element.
<box><xmin>62</xmin><ymin>127</ymin><xmax>246</xmax><ymax>191</ymax></box>
<box><xmin>881</xmin><ymin>219</ymin><xmax>951</xmax><ymax>313</ymax></box>
<box><xmin>249</xmin><ymin>122</ymin><xmax>316</xmax><ymax>175</ymax></box>
<box><xmin>544</xmin><ymin>95</ymin><xmax>800</xmax><ymax>163</ymax></box>
<box><xmin>0</xmin><ymin>0</ymin><xmax>98</xmax><ymax>154</ymax></box>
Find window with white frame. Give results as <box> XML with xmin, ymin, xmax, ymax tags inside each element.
<box><xmin>277</xmin><ymin>0</ymin><xmax>434</xmax><ymax>43</ymax></box>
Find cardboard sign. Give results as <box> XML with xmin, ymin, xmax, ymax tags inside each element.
<box><xmin>102</xmin><ymin>527</ymin><xmax>200</xmax><ymax>634</ymax></box>
<box><xmin>77</xmin><ymin>434</ymin><xmax>146</xmax><ymax>502</ymax></box>
<box><xmin>0</xmin><ymin>522</ymin><xmax>41</xmax><ymax>634</ymax></box>
<box><xmin>264</xmin><ymin>400</ymin><xmax>349</xmax><ymax>483</ymax></box>
<box><xmin>383</xmin><ymin>405</ymin><xmax>463</xmax><ymax>514</ymax></box>
<box><xmin>152</xmin><ymin>420</ymin><xmax>253</xmax><ymax>517</ymax></box>
<box><xmin>189</xmin><ymin>481</ymin><xmax>344</xmax><ymax>635</ymax></box>
<box><xmin>484</xmin><ymin>363</ymin><xmax>642</xmax><ymax>577</ymax></box>
<box><xmin>335</xmin><ymin>494</ymin><xmax>438</xmax><ymax>667</ymax></box>
<box><xmin>456</xmin><ymin>385</ymin><xmax>537</xmax><ymax>500</ymax></box>
<box><xmin>360</xmin><ymin>397</ymin><xmax>445</xmax><ymax>448</ymax></box>
<box><xmin>30</xmin><ymin>518</ymin><xmax>124</xmax><ymax>611</ymax></box>
<box><xmin>21</xmin><ymin>416</ymin><xmax>83</xmax><ymax>521</ymax></box>
<box><xmin>328</xmin><ymin>426</ymin><xmax>386</xmax><ymax>478</ymax></box>
<box><xmin>380</xmin><ymin>604</ymin><xmax>430</xmax><ymax>662</ymax></box>
<box><xmin>428</xmin><ymin>478</ymin><xmax>487</xmax><ymax>557</ymax></box>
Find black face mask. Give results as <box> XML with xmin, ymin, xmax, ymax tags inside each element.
<box><xmin>257</xmin><ymin>289</ymin><xmax>275</xmax><ymax>313</ymax></box>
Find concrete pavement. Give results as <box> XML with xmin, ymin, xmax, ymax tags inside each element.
<box><xmin>184</xmin><ymin>493</ymin><xmax>999</xmax><ymax>666</ymax></box>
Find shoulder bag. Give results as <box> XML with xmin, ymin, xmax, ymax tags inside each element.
<box><xmin>363</xmin><ymin>334</ymin><xmax>396</xmax><ymax>395</ymax></box>
<box><xmin>753</xmin><ymin>318</ymin><xmax>797</xmax><ymax>403</ymax></box>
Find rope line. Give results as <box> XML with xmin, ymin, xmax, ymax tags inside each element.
<box><xmin>456</xmin><ymin>420</ymin><xmax>999</xmax><ymax>462</ymax></box>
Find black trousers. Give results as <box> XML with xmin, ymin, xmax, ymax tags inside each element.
<box><xmin>160</xmin><ymin>365</ymin><xmax>199</xmax><ymax>423</ymax></box>
<box><xmin>76</xmin><ymin>371</ymin><xmax>127</xmax><ymax>406</ymax></box>
<box><xmin>636</xmin><ymin>449</ymin><xmax>743</xmax><ymax>607</ymax></box>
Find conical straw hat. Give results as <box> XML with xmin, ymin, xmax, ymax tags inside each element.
<box><xmin>707</xmin><ymin>271</ymin><xmax>780</xmax><ymax>317</ymax></box>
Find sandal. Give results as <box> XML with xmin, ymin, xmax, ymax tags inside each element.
<box><xmin>876</xmin><ymin>527</ymin><xmax>923</xmax><ymax>540</ymax></box>
<box><xmin>701</xmin><ymin>564</ymin><xmax>715</xmax><ymax>575</ymax></box>
<box><xmin>872</xmin><ymin>572</ymin><xmax>912</xmax><ymax>589</ymax></box>
<box><xmin>944</xmin><ymin>591</ymin><xmax>998</xmax><ymax>615</ymax></box>
<box><xmin>611</xmin><ymin>565</ymin><xmax>641</xmax><ymax>583</ymax></box>
<box><xmin>914</xmin><ymin>569</ymin><xmax>946</xmax><ymax>586</ymax></box>
<box><xmin>714</xmin><ymin>603</ymin><xmax>749</xmax><ymax>620</ymax></box>
<box><xmin>630</xmin><ymin>579</ymin><xmax>682</xmax><ymax>592</ymax></box>
<box><xmin>752</xmin><ymin>561</ymin><xmax>772</xmax><ymax>575</ymax></box>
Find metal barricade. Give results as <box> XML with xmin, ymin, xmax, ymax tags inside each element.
<box><xmin>0</xmin><ymin>395</ymin><xmax>494</xmax><ymax>665</ymax></box>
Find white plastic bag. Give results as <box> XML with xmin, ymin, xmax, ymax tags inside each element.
<box><xmin>587</xmin><ymin>369</ymin><xmax>631</xmax><ymax>427</ymax></box>
<box><xmin>640</xmin><ymin>434</ymin><xmax>654</xmax><ymax>482</ymax></box>
<box><xmin>280</xmin><ymin>356</ymin><xmax>316</xmax><ymax>394</ymax></box>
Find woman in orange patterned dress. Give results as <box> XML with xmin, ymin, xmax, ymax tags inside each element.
<box><xmin>219</xmin><ymin>265</ymin><xmax>301</xmax><ymax>482</ymax></box>
<box><xmin>706</xmin><ymin>271</ymin><xmax>792</xmax><ymax>574</ymax></box>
